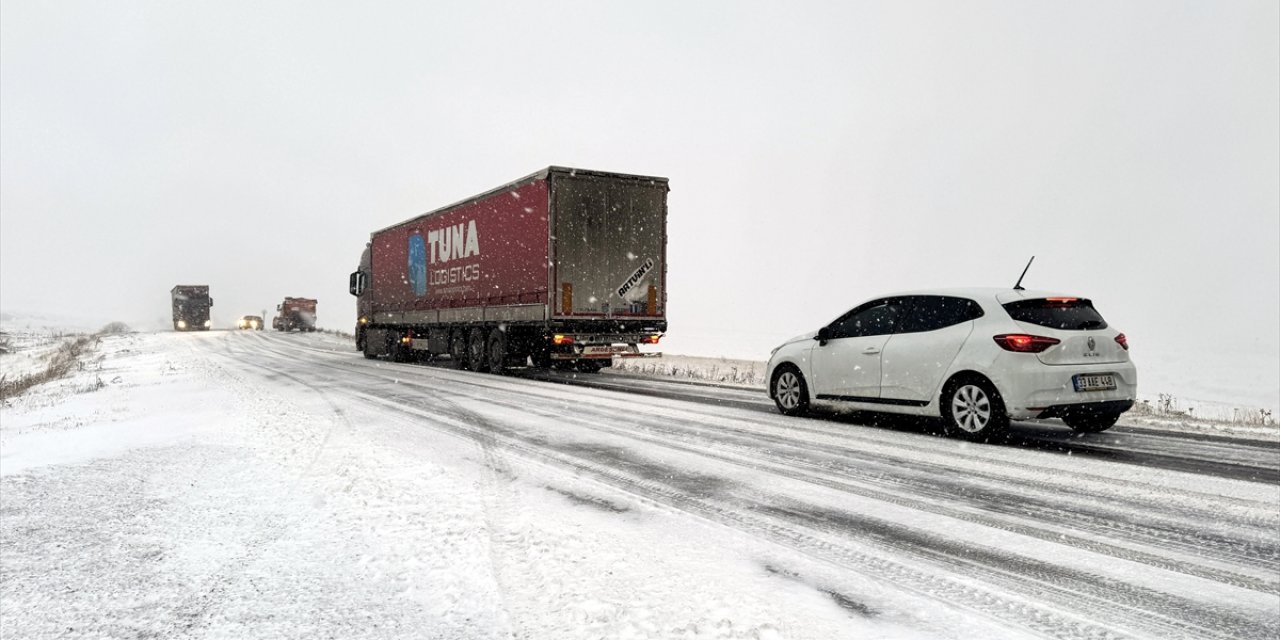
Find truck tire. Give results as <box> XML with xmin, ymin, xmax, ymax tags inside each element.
<box><xmin>488</xmin><ymin>329</ymin><xmax>508</xmax><ymax>374</ymax></box>
<box><xmin>362</xmin><ymin>334</ymin><xmax>378</xmax><ymax>359</ymax></box>
<box><xmin>450</xmin><ymin>330</ymin><xmax>469</xmax><ymax>369</ymax></box>
<box><xmin>468</xmin><ymin>328</ymin><xmax>489</xmax><ymax>372</ymax></box>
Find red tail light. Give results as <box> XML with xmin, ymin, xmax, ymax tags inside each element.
<box><xmin>1114</xmin><ymin>333</ymin><xmax>1128</xmax><ymax>350</ymax></box>
<box><xmin>993</xmin><ymin>334</ymin><xmax>1061</xmax><ymax>353</ymax></box>
<box><xmin>644</xmin><ymin>334</ymin><xmax>661</xmax><ymax>344</ymax></box>
<box><xmin>553</xmin><ymin>334</ymin><xmax>574</xmax><ymax>345</ymax></box>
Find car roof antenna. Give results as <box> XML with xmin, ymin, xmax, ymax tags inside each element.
<box><xmin>1013</xmin><ymin>256</ymin><xmax>1035</xmax><ymax>291</ymax></box>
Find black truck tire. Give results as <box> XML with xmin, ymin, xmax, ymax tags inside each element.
<box><xmin>468</xmin><ymin>328</ymin><xmax>489</xmax><ymax>372</ymax></box>
<box><xmin>488</xmin><ymin>329</ymin><xmax>508</xmax><ymax>374</ymax></box>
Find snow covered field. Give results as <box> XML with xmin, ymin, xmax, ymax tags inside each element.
<box><xmin>2</xmin><ymin>329</ymin><xmax>1278</xmax><ymax>639</ymax></box>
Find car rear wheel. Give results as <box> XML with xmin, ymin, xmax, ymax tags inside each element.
<box><xmin>941</xmin><ymin>377</ymin><xmax>1009</xmax><ymax>441</ymax></box>
<box><xmin>1062</xmin><ymin>411</ymin><xmax>1121</xmax><ymax>433</ymax></box>
<box><xmin>772</xmin><ymin>366</ymin><xmax>810</xmax><ymax>416</ymax></box>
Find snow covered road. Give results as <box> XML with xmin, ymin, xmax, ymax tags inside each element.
<box><xmin>2</xmin><ymin>331</ymin><xmax>1278</xmax><ymax>639</ymax></box>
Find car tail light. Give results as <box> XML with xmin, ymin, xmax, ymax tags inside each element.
<box><xmin>993</xmin><ymin>334</ymin><xmax>1061</xmax><ymax>353</ymax></box>
<box><xmin>644</xmin><ymin>334</ymin><xmax>661</xmax><ymax>344</ymax></box>
<box><xmin>1115</xmin><ymin>333</ymin><xmax>1128</xmax><ymax>350</ymax></box>
<box><xmin>553</xmin><ymin>334</ymin><xmax>574</xmax><ymax>345</ymax></box>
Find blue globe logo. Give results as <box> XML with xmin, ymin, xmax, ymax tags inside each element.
<box><xmin>408</xmin><ymin>234</ymin><xmax>427</xmax><ymax>297</ymax></box>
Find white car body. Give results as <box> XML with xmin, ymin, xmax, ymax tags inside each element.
<box><xmin>765</xmin><ymin>288</ymin><xmax>1137</xmax><ymax>439</ymax></box>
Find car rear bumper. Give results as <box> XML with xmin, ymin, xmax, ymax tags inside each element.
<box><xmin>992</xmin><ymin>359</ymin><xmax>1137</xmax><ymax>420</ymax></box>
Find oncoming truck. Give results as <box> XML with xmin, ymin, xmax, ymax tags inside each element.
<box><xmin>349</xmin><ymin>166</ymin><xmax>668</xmax><ymax>373</ymax></box>
<box><xmin>171</xmin><ymin>285</ymin><xmax>213</xmax><ymax>331</ymax></box>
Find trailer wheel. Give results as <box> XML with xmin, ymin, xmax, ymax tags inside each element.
<box><xmin>487</xmin><ymin>329</ymin><xmax>508</xmax><ymax>374</ymax></box>
<box><xmin>449</xmin><ymin>330</ymin><xmax>469</xmax><ymax>368</ymax></box>
<box><xmin>468</xmin><ymin>328</ymin><xmax>489</xmax><ymax>372</ymax></box>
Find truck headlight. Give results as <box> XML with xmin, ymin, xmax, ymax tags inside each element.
<box><xmin>177</xmin><ymin>320</ymin><xmax>187</xmax><ymax>329</ymax></box>
<box><xmin>204</xmin><ymin>320</ymin><xmax>212</xmax><ymax>327</ymax></box>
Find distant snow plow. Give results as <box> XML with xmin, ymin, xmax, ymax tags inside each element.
<box><xmin>273</xmin><ymin>297</ymin><xmax>317</xmax><ymax>332</ymax></box>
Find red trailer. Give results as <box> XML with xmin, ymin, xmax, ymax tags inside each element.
<box><xmin>350</xmin><ymin>166</ymin><xmax>667</xmax><ymax>373</ymax></box>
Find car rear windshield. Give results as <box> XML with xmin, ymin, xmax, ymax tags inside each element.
<box><xmin>1002</xmin><ymin>298</ymin><xmax>1108</xmax><ymax>330</ymax></box>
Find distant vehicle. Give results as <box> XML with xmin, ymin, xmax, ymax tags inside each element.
<box><xmin>765</xmin><ymin>289</ymin><xmax>1137</xmax><ymax>440</ymax></box>
<box><xmin>273</xmin><ymin>298</ymin><xmax>317</xmax><ymax>332</ymax></box>
<box><xmin>171</xmin><ymin>285</ymin><xmax>213</xmax><ymax>331</ymax></box>
<box><xmin>237</xmin><ymin>315</ymin><xmax>264</xmax><ymax>331</ymax></box>
<box><xmin>349</xmin><ymin>166</ymin><xmax>667</xmax><ymax>373</ymax></box>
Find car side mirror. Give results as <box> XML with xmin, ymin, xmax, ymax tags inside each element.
<box><xmin>815</xmin><ymin>326</ymin><xmax>831</xmax><ymax>345</ymax></box>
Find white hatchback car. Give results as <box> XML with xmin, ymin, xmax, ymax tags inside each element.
<box><xmin>766</xmin><ymin>288</ymin><xmax>1137</xmax><ymax>440</ymax></box>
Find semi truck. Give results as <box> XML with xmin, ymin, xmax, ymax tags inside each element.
<box><xmin>349</xmin><ymin>166</ymin><xmax>668</xmax><ymax>374</ymax></box>
<box><xmin>273</xmin><ymin>297</ymin><xmax>318</xmax><ymax>332</ymax></box>
<box><xmin>171</xmin><ymin>285</ymin><xmax>213</xmax><ymax>331</ymax></box>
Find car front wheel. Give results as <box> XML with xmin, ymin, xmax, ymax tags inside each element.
<box><xmin>772</xmin><ymin>366</ymin><xmax>810</xmax><ymax>416</ymax></box>
<box><xmin>941</xmin><ymin>378</ymin><xmax>1009</xmax><ymax>441</ymax></box>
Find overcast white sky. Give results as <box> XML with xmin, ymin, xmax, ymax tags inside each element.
<box><xmin>2</xmin><ymin>1</ymin><xmax>1277</xmax><ymax>405</ymax></box>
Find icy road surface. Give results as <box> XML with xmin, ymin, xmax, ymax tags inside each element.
<box><xmin>2</xmin><ymin>331</ymin><xmax>1277</xmax><ymax>639</ymax></box>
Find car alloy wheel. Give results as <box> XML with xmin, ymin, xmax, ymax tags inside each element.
<box><xmin>951</xmin><ymin>384</ymin><xmax>992</xmax><ymax>433</ymax></box>
<box><xmin>772</xmin><ymin>367</ymin><xmax>809</xmax><ymax>416</ymax></box>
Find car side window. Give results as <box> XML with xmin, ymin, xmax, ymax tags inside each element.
<box><xmin>899</xmin><ymin>296</ymin><xmax>984</xmax><ymax>333</ymax></box>
<box><xmin>828</xmin><ymin>298</ymin><xmax>906</xmax><ymax>339</ymax></box>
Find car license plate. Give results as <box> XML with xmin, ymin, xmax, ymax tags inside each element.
<box><xmin>1073</xmin><ymin>373</ymin><xmax>1116</xmax><ymax>392</ymax></box>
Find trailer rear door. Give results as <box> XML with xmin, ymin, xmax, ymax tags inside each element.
<box><xmin>551</xmin><ymin>171</ymin><xmax>667</xmax><ymax>320</ymax></box>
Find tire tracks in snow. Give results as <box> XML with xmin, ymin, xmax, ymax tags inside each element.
<box><xmin>157</xmin><ymin>334</ymin><xmax>356</xmax><ymax>634</ymax></box>
<box><xmin>228</xmin><ymin>332</ymin><xmax>1280</xmax><ymax>639</ymax></box>
<box><xmin>263</xmin><ymin>338</ymin><xmax>1278</xmax><ymax>582</ymax></box>
<box><xmin>230</xmin><ymin>335</ymin><xmax>532</xmax><ymax>635</ymax></box>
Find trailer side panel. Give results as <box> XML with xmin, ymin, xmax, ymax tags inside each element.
<box><xmin>369</xmin><ymin>179</ymin><xmax>550</xmax><ymax>316</ymax></box>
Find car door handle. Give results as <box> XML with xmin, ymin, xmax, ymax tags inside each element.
<box><xmin>862</xmin><ymin>347</ymin><xmax>881</xmax><ymax>355</ymax></box>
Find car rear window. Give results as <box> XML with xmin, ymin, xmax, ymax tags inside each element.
<box><xmin>1002</xmin><ymin>298</ymin><xmax>1108</xmax><ymax>330</ymax></box>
